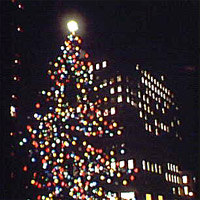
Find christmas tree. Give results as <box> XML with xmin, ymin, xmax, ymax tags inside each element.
<box><xmin>22</xmin><ymin>21</ymin><xmax>137</xmax><ymax>200</ymax></box>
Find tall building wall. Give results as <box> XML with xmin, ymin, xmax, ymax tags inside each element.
<box><xmin>89</xmin><ymin>61</ymin><xmax>196</xmax><ymax>199</ymax></box>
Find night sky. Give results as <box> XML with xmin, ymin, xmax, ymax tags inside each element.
<box><xmin>1</xmin><ymin>0</ymin><xmax>199</xmax><ymax>194</ymax></box>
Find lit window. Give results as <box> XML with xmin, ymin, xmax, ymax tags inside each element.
<box><xmin>96</xmin><ymin>63</ymin><xmax>100</xmax><ymax>70</ymax></box>
<box><xmin>120</xmin><ymin>160</ymin><xmax>125</xmax><ymax>168</ymax></box>
<box><xmin>145</xmin><ymin>123</ymin><xmax>148</xmax><ymax>131</ymax></box>
<box><xmin>130</xmin><ymin>89</ymin><xmax>134</xmax><ymax>95</ymax></box>
<box><xmin>163</xmin><ymin>93</ymin><xmax>166</xmax><ymax>99</ymax></box>
<box><xmin>176</xmin><ymin>166</ymin><xmax>179</xmax><ymax>173</ymax></box>
<box><xmin>141</xmin><ymin>77</ymin><xmax>145</xmax><ymax>83</ymax></box>
<box><xmin>117</xmin><ymin>75</ymin><xmax>122</xmax><ymax>82</ymax></box>
<box><xmin>138</xmin><ymin>102</ymin><xmax>142</xmax><ymax>108</ymax></box>
<box><xmin>139</xmin><ymin>111</ymin><xmax>143</xmax><ymax>118</ymax></box>
<box><xmin>169</xmin><ymin>174</ymin><xmax>171</xmax><ymax>182</ymax></box>
<box><xmin>184</xmin><ymin>186</ymin><xmax>189</xmax><ymax>195</ymax></box>
<box><xmin>90</xmin><ymin>74</ymin><xmax>94</xmax><ymax>80</ymax></box>
<box><xmin>172</xmin><ymin>187</ymin><xmax>176</xmax><ymax>194</ymax></box>
<box><xmin>170</xmin><ymin>163</ymin><xmax>173</xmax><ymax>171</ymax></box>
<box><xmin>117</xmin><ymin>95</ymin><xmax>123</xmax><ymax>103</ymax></box>
<box><xmin>178</xmin><ymin>187</ymin><xmax>181</xmax><ymax>195</ymax></box>
<box><xmin>146</xmin><ymin>194</ymin><xmax>152</xmax><ymax>200</ymax></box>
<box><xmin>149</xmin><ymin>125</ymin><xmax>152</xmax><ymax>132</ymax></box>
<box><xmin>121</xmin><ymin>192</ymin><xmax>136</xmax><ymax>200</ymax></box>
<box><xmin>131</xmin><ymin>100</ymin><xmax>136</xmax><ymax>107</ymax></box>
<box><xmin>171</xmin><ymin>174</ymin><xmax>174</xmax><ymax>182</ymax></box>
<box><xmin>142</xmin><ymin>160</ymin><xmax>146</xmax><ymax>170</ymax></box>
<box><xmin>127</xmin><ymin>96</ymin><xmax>130</xmax><ymax>103</ymax></box>
<box><xmin>158</xmin><ymin>195</ymin><xmax>164</xmax><ymax>200</ymax></box>
<box><xmin>111</xmin><ymin>107</ymin><xmax>116</xmax><ymax>115</ymax></box>
<box><xmin>117</xmin><ymin>85</ymin><xmax>122</xmax><ymax>92</ymax></box>
<box><xmin>151</xmin><ymin>163</ymin><xmax>154</xmax><ymax>172</ymax></box>
<box><xmin>110</xmin><ymin>78</ymin><xmax>115</xmax><ymax>84</ymax></box>
<box><xmin>147</xmin><ymin>107</ymin><xmax>151</xmax><ymax>114</ymax></box>
<box><xmin>165</xmin><ymin>173</ymin><xmax>168</xmax><ymax>181</ymax></box>
<box><xmin>158</xmin><ymin>165</ymin><xmax>162</xmax><ymax>174</ymax></box>
<box><xmin>138</xmin><ymin>91</ymin><xmax>141</xmax><ymax>98</ymax></box>
<box><xmin>10</xmin><ymin>106</ymin><xmax>17</xmax><ymax>117</ymax></box>
<box><xmin>143</xmin><ymin>95</ymin><xmax>146</xmax><ymax>101</ymax></box>
<box><xmin>144</xmin><ymin>103</ymin><xmax>147</xmax><ymax>111</ymax></box>
<box><xmin>102</xmin><ymin>61</ymin><xmax>107</xmax><ymax>68</ymax></box>
<box><xmin>173</xmin><ymin>165</ymin><xmax>176</xmax><ymax>172</ymax></box>
<box><xmin>126</xmin><ymin>86</ymin><xmax>130</xmax><ymax>93</ymax></box>
<box><xmin>128</xmin><ymin>159</ymin><xmax>134</xmax><ymax>169</ymax></box>
<box><xmin>110</xmin><ymin>87</ymin><xmax>115</xmax><ymax>94</ymax></box>
<box><xmin>174</xmin><ymin>175</ymin><xmax>177</xmax><ymax>183</ymax></box>
<box><xmin>182</xmin><ymin>175</ymin><xmax>188</xmax><ymax>184</ymax></box>
<box><xmin>147</xmin><ymin>162</ymin><xmax>150</xmax><ymax>171</ymax></box>
<box><xmin>161</xmin><ymin>123</ymin><xmax>164</xmax><ymax>130</ymax></box>
<box><xmin>156</xmin><ymin>104</ymin><xmax>159</xmax><ymax>110</ymax></box>
<box><xmin>154</xmin><ymin>163</ymin><xmax>158</xmax><ymax>173</ymax></box>
<box><xmin>148</xmin><ymin>90</ymin><xmax>152</xmax><ymax>97</ymax></box>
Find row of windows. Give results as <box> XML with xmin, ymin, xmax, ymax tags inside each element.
<box><xmin>172</xmin><ymin>186</ymin><xmax>193</xmax><ymax>197</ymax></box>
<box><xmin>110</xmin><ymin>96</ymin><xmax>136</xmax><ymax>107</ymax></box>
<box><xmin>93</xmin><ymin>61</ymin><xmax>107</xmax><ymax>71</ymax></box>
<box><xmin>140</xmin><ymin>70</ymin><xmax>173</xmax><ymax>95</ymax></box>
<box><xmin>167</xmin><ymin>163</ymin><xmax>179</xmax><ymax>173</ymax></box>
<box><xmin>139</xmin><ymin>110</ymin><xmax>154</xmax><ymax>120</ymax></box>
<box><xmin>139</xmin><ymin>91</ymin><xmax>173</xmax><ymax>110</ymax></box>
<box><xmin>139</xmin><ymin>112</ymin><xmax>170</xmax><ymax>134</ymax></box>
<box><xmin>165</xmin><ymin>173</ymin><xmax>181</xmax><ymax>184</ymax></box>
<box><xmin>138</xmin><ymin>102</ymin><xmax>154</xmax><ymax>114</ymax></box>
<box><xmin>141</xmin><ymin>76</ymin><xmax>172</xmax><ymax>99</ymax></box>
<box><xmin>142</xmin><ymin>160</ymin><xmax>162</xmax><ymax>174</ymax></box>
<box><xmin>110</xmin><ymin>86</ymin><xmax>134</xmax><ymax>95</ymax></box>
<box><xmin>116</xmin><ymin>159</ymin><xmax>135</xmax><ymax>170</ymax></box>
<box><xmin>146</xmin><ymin>194</ymin><xmax>164</xmax><ymax>200</ymax></box>
<box><xmin>139</xmin><ymin>92</ymin><xmax>172</xmax><ymax>116</ymax></box>
<box><xmin>103</xmin><ymin>107</ymin><xmax>116</xmax><ymax>116</ymax></box>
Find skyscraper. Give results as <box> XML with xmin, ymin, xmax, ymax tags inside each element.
<box><xmin>88</xmin><ymin>61</ymin><xmax>197</xmax><ymax>199</ymax></box>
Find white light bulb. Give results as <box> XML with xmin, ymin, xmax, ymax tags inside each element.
<box><xmin>67</xmin><ymin>20</ymin><xmax>78</xmax><ymax>32</ymax></box>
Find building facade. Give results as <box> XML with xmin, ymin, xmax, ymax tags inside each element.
<box><xmin>89</xmin><ymin>60</ymin><xmax>197</xmax><ymax>199</ymax></box>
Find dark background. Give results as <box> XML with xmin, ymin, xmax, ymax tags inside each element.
<box><xmin>1</xmin><ymin>0</ymin><xmax>199</xmax><ymax>198</ymax></box>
